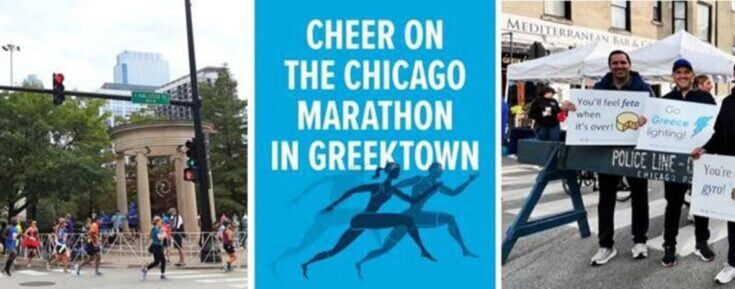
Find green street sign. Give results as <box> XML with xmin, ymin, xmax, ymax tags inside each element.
<box><xmin>131</xmin><ymin>92</ymin><xmax>170</xmax><ymax>105</ymax></box>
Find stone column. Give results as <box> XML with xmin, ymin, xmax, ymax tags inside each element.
<box><xmin>115</xmin><ymin>156</ymin><xmax>129</xmax><ymax>231</ymax></box>
<box><xmin>135</xmin><ymin>151</ymin><xmax>152</xmax><ymax>234</ymax></box>
<box><xmin>172</xmin><ymin>153</ymin><xmax>187</xmax><ymax>223</ymax></box>
<box><xmin>208</xmin><ymin>171</ymin><xmax>216</xmax><ymax>223</ymax></box>
<box><xmin>183</xmin><ymin>171</ymin><xmax>198</xmax><ymax>233</ymax></box>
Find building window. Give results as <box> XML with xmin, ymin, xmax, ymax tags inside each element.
<box><xmin>673</xmin><ymin>1</ymin><xmax>687</xmax><ymax>33</ymax></box>
<box><xmin>697</xmin><ymin>2</ymin><xmax>712</xmax><ymax>42</ymax></box>
<box><xmin>611</xmin><ymin>1</ymin><xmax>631</xmax><ymax>31</ymax></box>
<box><xmin>653</xmin><ymin>1</ymin><xmax>662</xmax><ymax>22</ymax></box>
<box><xmin>544</xmin><ymin>0</ymin><xmax>571</xmax><ymax>20</ymax></box>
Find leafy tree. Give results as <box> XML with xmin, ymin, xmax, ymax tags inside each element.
<box><xmin>0</xmin><ymin>88</ymin><xmax>113</xmax><ymax>228</ymax></box>
<box><xmin>200</xmin><ymin>68</ymin><xmax>247</xmax><ymax>215</ymax></box>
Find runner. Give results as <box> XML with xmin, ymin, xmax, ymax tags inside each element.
<box><xmin>222</xmin><ymin>221</ymin><xmax>237</xmax><ymax>272</ymax></box>
<box><xmin>75</xmin><ymin>217</ymin><xmax>103</xmax><ymax>276</ymax></box>
<box><xmin>48</xmin><ymin>218</ymin><xmax>71</xmax><ymax>273</ymax></box>
<box><xmin>23</xmin><ymin>220</ymin><xmax>41</xmax><ymax>268</ymax></box>
<box><xmin>141</xmin><ymin>216</ymin><xmax>166</xmax><ymax>281</ymax></box>
<box><xmin>2</xmin><ymin>218</ymin><xmax>19</xmax><ymax>276</ymax></box>
<box><xmin>162</xmin><ymin>217</ymin><xmax>172</xmax><ymax>264</ymax></box>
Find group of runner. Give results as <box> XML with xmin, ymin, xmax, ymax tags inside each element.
<box><xmin>1</xmin><ymin>208</ymin><xmax>240</xmax><ymax>280</ymax></box>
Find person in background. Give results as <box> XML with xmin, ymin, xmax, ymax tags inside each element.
<box><xmin>222</xmin><ymin>221</ymin><xmax>237</xmax><ymax>272</ymax></box>
<box><xmin>0</xmin><ymin>221</ymin><xmax>7</xmax><ymax>255</ymax></box>
<box><xmin>691</xmin><ymin>63</ymin><xmax>735</xmax><ymax>284</ymax></box>
<box><xmin>528</xmin><ymin>86</ymin><xmax>561</xmax><ymax>141</ymax></box>
<box><xmin>169</xmin><ymin>208</ymin><xmax>185</xmax><ymax>267</ymax></box>
<box><xmin>694</xmin><ymin>74</ymin><xmax>714</xmax><ymax>94</ymax></box>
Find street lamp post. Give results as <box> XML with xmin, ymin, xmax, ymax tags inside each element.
<box><xmin>1</xmin><ymin>44</ymin><xmax>20</xmax><ymax>86</ymax></box>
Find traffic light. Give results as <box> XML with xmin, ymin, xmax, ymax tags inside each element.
<box><xmin>52</xmin><ymin>73</ymin><xmax>65</xmax><ymax>105</ymax></box>
<box><xmin>184</xmin><ymin>138</ymin><xmax>197</xmax><ymax>182</ymax></box>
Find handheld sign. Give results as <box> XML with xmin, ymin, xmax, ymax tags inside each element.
<box><xmin>565</xmin><ymin>89</ymin><xmax>647</xmax><ymax>146</ymax></box>
<box><xmin>636</xmin><ymin>98</ymin><xmax>718</xmax><ymax>154</ymax></box>
<box><xmin>691</xmin><ymin>154</ymin><xmax>735</xmax><ymax>222</ymax></box>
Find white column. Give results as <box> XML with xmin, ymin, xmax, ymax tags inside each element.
<box><xmin>172</xmin><ymin>153</ymin><xmax>187</xmax><ymax>222</ymax></box>
<box><xmin>135</xmin><ymin>151</ymin><xmax>152</xmax><ymax>234</ymax></box>
<box><xmin>115</xmin><ymin>156</ymin><xmax>129</xmax><ymax>231</ymax></box>
<box><xmin>208</xmin><ymin>171</ymin><xmax>216</xmax><ymax>223</ymax></box>
<box><xmin>184</xmin><ymin>172</ymin><xmax>198</xmax><ymax>233</ymax></box>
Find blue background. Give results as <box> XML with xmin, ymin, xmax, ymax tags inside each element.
<box><xmin>255</xmin><ymin>0</ymin><xmax>495</xmax><ymax>288</ymax></box>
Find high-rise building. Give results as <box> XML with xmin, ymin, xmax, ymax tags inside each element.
<box><xmin>99</xmin><ymin>82</ymin><xmax>158</xmax><ymax>126</ymax></box>
<box><xmin>113</xmin><ymin>51</ymin><xmax>170</xmax><ymax>86</ymax></box>
<box><xmin>23</xmin><ymin>74</ymin><xmax>43</xmax><ymax>88</ymax></box>
<box><xmin>155</xmin><ymin>67</ymin><xmax>226</xmax><ymax>120</ymax></box>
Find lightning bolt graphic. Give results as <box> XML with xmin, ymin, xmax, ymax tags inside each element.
<box><xmin>692</xmin><ymin>116</ymin><xmax>713</xmax><ymax>138</ymax></box>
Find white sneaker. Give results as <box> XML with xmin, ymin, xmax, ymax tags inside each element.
<box><xmin>631</xmin><ymin>243</ymin><xmax>648</xmax><ymax>259</ymax></box>
<box><xmin>715</xmin><ymin>264</ymin><xmax>735</xmax><ymax>284</ymax></box>
<box><xmin>590</xmin><ymin>247</ymin><xmax>617</xmax><ymax>266</ymax></box>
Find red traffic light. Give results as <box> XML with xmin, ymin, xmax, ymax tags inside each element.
<box><xmin>184</xmin><ymin>168</ymin><xmax>196</xmax><ymax>182</ymax></box>
<box><xmin>53</xmin><ymin>73</ymin><xmax>64</xmax><ymax>85</ymax></box>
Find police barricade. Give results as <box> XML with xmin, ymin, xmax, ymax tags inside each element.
<box><xmin>15</xmin><ymin>231</ymin><xmax>247</xmax><ymax>268</ymax></box>
<box><xmin>501</xmin><ymin>139</ymin><xmax>691</xmax><ymax>264</ymax></box>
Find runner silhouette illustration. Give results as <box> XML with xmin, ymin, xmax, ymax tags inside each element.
<box><xmin>355</xmin><ymin>162</ymin><xmax>479</xmax><ymax>278</ymax></box>
<box><xmin>301</xmin><ymin>162</ymin><xmax>440</xmax><ymax>279</ymax></box>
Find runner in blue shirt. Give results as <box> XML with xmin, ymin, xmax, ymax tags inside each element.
<box><xmin>2</xmin><ymin>218</ymin><xmax>19</xmax><ymax>276</ymax></box>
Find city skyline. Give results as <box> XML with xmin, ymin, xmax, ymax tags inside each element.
<box><xmin>0</xmin><ymin>0</ymin><xmax>247</xmax><ymax>99</ymax></box>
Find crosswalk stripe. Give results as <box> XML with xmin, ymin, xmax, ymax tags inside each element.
<box><xmin>505</xmin><ymin>192</ymin><xmax>600</xmax><ymax>218</ymax></box>
<box><xmin>146</xmin><ymin>270</ymin><xmax>202</xmax><ymax>275</ymax></box>
<box><xmin>167</xmin><ymin>273</ymin><xmax>229</xmax><ymax>279</ymax></box>
<box><xmin>649</xmin><ymin>218</ymin><xmax>729</xmax><ymax>256</ymax></box>
<box><xmin>227</xmin><ymin>284</ymin><xmax>247</xmax><ymax>288</ymax></box>
<box><xmin>573</xmin><ymin>198</ymin><xmax>669</xmax><ymax>233</ymax></box>
<box><xmin>196</xmin><ymin>277</ymin><xmax>247</xmax><ymax>284</ymax></box>
<box><xmin>16</xmin><ymin>270</ymin><xmax>47</xmax><ymax>276</ymax></box>
<box><xmin>501</xmin><ymin>182</ymin><xmax>566</xmax><ymax>202</ymax></box>
<box><xmin>502</xmin><ymin>166</ymin><xmax>541</xmax><ymax>174</ymax></box>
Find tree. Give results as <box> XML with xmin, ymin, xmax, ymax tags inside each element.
<box><xmin>0</xmin><ymin>88</ymin><xmax>114</xmax><ymax>228</ymax></box>
<box><xmin>200</xmin><ymin>67</ymin><xmax>247</xmax><ymax>215</ymax></box>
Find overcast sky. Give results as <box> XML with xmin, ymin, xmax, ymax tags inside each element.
<box><xmin>0</xmin><ymin>0</ymin><xmax>249</xmax><ymax>99</ymax></box>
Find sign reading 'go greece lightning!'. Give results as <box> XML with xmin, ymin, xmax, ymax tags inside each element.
<box><xmin>255</xmin><ymin>1</ymin><xmax>494</xmax><ymax>289</ymax></box>
<box><xmin>636</xmin><ymin>98</ymin><xmax>718</xmax><ymax>154</ymax></box>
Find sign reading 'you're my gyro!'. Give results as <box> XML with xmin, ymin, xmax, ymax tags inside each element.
<box><xmin>565</xmin><ymin>89</ymin><xmax>647</xmax><ymax>146</ymax></box>
<box><xmin>691</xmin><ymin>154</ymin><xmax>735</xmax><ymax>222</ymax></box>
<box><xmin>635</xmin><ymin>98</ymin><xmax>718</xmax><ymax>154</ymax></box>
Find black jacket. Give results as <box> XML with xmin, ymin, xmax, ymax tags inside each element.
<box><xmin>593</xmin><ymin>71</ymin><xmax>654</xmax><ymax>96</ymax></box>
<box><xmin>703</xmin><ymin>89</ymin><xmax>735</xmax><ymax>156</ymax></box>
<box><xmin>661</xmin><ymin>88</ymin><xmax>716</xmax><ymax>105</ymax></box>
<box><xmin>529</xmin><ymin>97</ymin><xmax>560</xmax><ymax>127</ymax></box>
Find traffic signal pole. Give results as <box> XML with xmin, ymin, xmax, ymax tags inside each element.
<box><xmin>184</xmin><ymin>0</ymin><xmax>218</xmax><ymax>262</ymax></box>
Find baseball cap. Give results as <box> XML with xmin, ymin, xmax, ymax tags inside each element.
<box><xmin>673</xmin><ymin>58</ymin><xmax>693</xmax><ymax>72</ymax></box>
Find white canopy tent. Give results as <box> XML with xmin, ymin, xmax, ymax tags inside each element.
<box><xmin>506</xmin><ymin>41</ymin><xmax>614</xmax><ymax>83</ymax></box>
<box><xmin>582</xmin><ymin>31</ymin><xmax>735</xmax><ymax>83</ymax></box>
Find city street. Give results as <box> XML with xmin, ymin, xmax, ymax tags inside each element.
<box><xmin>501</xmin><ymin>157</ymin><xmax>731</xmax><ymax>289</ymax></box>
<box><xmin>0</xmin><ymin>265</ymin><xmax>246</xmax><ymax>289</ymax></box>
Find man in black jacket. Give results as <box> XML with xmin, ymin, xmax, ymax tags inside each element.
<box><xmin>642</xmin><ymin>59</ymin><xmax>717</xmax><ymax>267</ymax></box>
<box><xmin>563</xmin><ymin>50</ymin><xmax>653</xmax><ymax>265</ymax></box>
<box><xmin>692</xmin><ymin>63</ymin><xmax>735</xmax><ymax>284</ymax></box>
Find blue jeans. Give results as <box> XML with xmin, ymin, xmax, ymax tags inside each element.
<box><xmin>535</xmin><ymin>125</ymin><xmax>561</xmax><ymax>141</ymax></box>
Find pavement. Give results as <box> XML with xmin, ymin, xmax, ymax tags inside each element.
<box><xmin>501</xmin><ymin>156</ymin><xmax>733</xmax><ymax>289</ymax></box>
<box><xmin>0</xmin><ymin>264</ymin><xmax>247</xmax><ymax>289</ymax></box>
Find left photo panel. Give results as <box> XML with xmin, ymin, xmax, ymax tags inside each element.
<box><xmin>0</xmin><ymin>1</ymin><xmax>249</xmax><ymax>288</ymax></box>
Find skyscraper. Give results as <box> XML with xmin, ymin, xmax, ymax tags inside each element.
<box><xmin>155</xmin><ymin>66</ymin><xmax>226</xmax><ymax>120</ymax></box>
<box><xmin>113</xmin><ymin>51</ymin><xmax>170</xmax><ymax>86</ymax></box>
